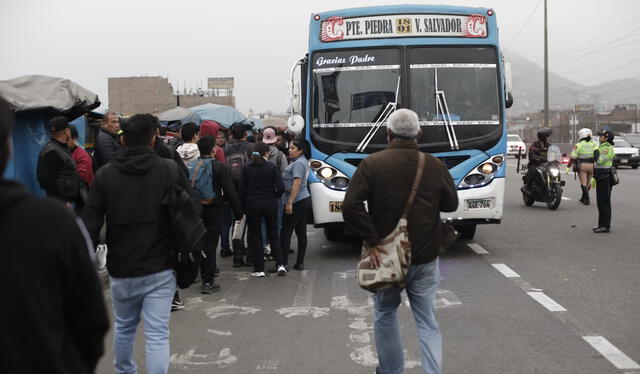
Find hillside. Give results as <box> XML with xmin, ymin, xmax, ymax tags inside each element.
<box><xmin>506</xmin><ymin>53</ymin><xmax>639</xmax><ymax>115</ymax></box>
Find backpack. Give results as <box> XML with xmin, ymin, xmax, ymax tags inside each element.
<box><xmin>162</xmin><ymin>162</ymin><xmax>207</xmax><ymax>289</ymax></box>
<box><xmin>226</xmin><ymin>143</ymin><xmax>248</xmax><ymax>184</ymax></box>
<box><xmin>188</xmin><ymin>158</ymin><xmax>216</xmax><ymax>204</ymax></box>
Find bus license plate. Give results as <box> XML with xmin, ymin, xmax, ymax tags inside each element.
<box><xmin>466</xmin><ymin>199</ymin><xmax>492</xmax><ymax>210</ymax></box>
<box><xmin>329</xmin><ymin>201</ymin><xmax>343</xmax><ymax>213</ymax></box>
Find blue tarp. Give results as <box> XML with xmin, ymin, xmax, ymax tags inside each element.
<box><xmin>4</xmin><ymin>113</ymin><xmax>50</xmax><ymax>195</ymax></box>
<box><xmin>157</xmin><ymin>106</ymin><xmax>202</xmax><ymax>131</ymax></box>
<box><xmin>189</xmin><ymin>103</ymin><xmax>245</xmax><ymax>129</ymax></box>
<box><xmin>243</xmin><ymin>117</ymin><xmax>264</xmax><ymax>130</ymax></box>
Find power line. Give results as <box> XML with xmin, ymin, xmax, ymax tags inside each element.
<box><xmin>504</xmin><ymin>0</ymin><xmax>542</xmax><ymax>52</ymax></box>
<box><xmin>553</xmin><ymin>45</ymin><xmax>640</xmax><ymax>75</ymax></box>
<box><xmin>581</xmin><ymin>57</ymin><xmax>640</xmax><ymax>83</ymax></box>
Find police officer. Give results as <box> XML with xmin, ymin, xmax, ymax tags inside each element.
<box><xmin>571</xmin><ymin>128</ymin><xmax>597</xmax><ymax>205</ymax></box>
<box><xmin>593</xmin><ymin>129</ymin><xmax>615</xmax><ymax>233</ymax></box>
<box><xmin>36</xmin><ymin>116</ymin><xmax>81</xmax><ymax>208</ymax></box>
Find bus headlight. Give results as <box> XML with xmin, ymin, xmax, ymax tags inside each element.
<box><xmin>458</xmin><ymin>154</ymin><xmax>504</xmax><ymax>189</ymax></box>
<box><xmin>309</xmin><ymin>159</ymin><xmax>350</xmax><ymax>191</ymax></box>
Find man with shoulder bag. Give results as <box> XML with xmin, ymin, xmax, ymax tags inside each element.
<box><xmin>343</xmin><ymin>109</ymin><xmax>458</xmax><ymax>374</ymax></box>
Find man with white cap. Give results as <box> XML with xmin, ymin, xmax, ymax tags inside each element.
<box><xmin>343</xmin><ymin>108</ymin><xmax>458</xmax><ymax>374</ymax></box>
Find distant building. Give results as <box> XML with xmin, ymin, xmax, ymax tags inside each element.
<box><xmin>108</xmin><ymin>76</ymin><xmax>235</xmax><ymax>115</ymax></box>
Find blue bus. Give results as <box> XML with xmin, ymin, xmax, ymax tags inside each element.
<box><xmin>287</xmin><ymin>5</ymin><xmax>513</xmax><ymax>240</ymax></box>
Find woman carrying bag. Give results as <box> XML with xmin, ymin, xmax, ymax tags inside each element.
<box><xmin>280</xmin><ymin>139</ymin><xmax>311</xmax><ymax>270</ymax></box>
<box><xmin>239</xmin><ymin>142</ymin><xmax>285</xmax><ymax>277</ymax></box>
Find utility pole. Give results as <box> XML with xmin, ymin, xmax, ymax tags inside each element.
<box><xmin>544</xmin><ymin>0</ymin><xmax>549</xmax><ymax>128</ymax></box>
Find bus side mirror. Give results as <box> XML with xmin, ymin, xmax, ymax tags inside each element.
<box><xmin>504</xmin><ymin>62</ymin><xmax>514</xmax><ymax>109</ymax></box>
<box><xmin>287</xmin><ymin>114</ymin><xmax>305</xmax><ymax>135</ymax></box>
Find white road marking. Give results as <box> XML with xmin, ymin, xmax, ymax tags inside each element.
<box><xmin>526</xmin><ymin>291</ymin><xmax>567</xmax><ymax>312</ymax></box>
<box><xmin>276</xmin><ymin>270</ymin><xmax>330</xmax><ymax>318</ymax></box>
<box><xmin>207</xmin><ymin>329</ymin><xmax>232</xmax><ymax>336</ymax></box>
<box><xmin>256</xmin><ymin>358</ymin><xmax>280</xmax><ymax>372</ymax></box>
<box><xmin>170</xmin><ymin>348</ymin><xmax>237</xmax><ymax>368</ymax></box>
<box><xmin>561</xmin><ymin>196</ymin><xmax>572</xmax><ymax>201</ymax></box>
<box><xmin>491</xmin><ymin>263</ymin><xmax>521</xmax><ymax>278</ymax></box>
<box><xmin>583</xmin><ymin>336</ymin><xmax>640</xmax><ymax>370</ymax></box>
<box><xmin>467</xmin><ymin>243</ymin><xmax>489</xmax><ymax>254</ymax></box>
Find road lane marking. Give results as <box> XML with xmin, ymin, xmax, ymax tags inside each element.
<box><xmin>583</xmin><ymin>336</ymin><xmax>640</xmax><ymax>370</ymax></box>
<box><xmin>467</xmin><ymin>243</ymin><xmax>489</xmax><ymax>254</ymax></box>
<box><xmin>491</xmin><ymin>263</ymin><xmax>521</xmax><ymax>278</ymax></box>
<box><xmin>277</xmin><ymin>270</ymin><xmax>330</xmax><ymax>318</ymax></box>
<box><xmin>561</xmin><ymin>196</ymin><xmax>572</xmax><ymax>201</ymax></box>
<box><xmin>170</xmin><ymin>348</ymin><xmax>237</xmax><ymax>368</ymax></box>
<box><xmin>207</xmin><ymin>329</ymin><xmax>232</xmax><ymax>336</ymax></box>
<box><xmin>526</xmin><ymin>291</ymin><xmax>567</xmax><ymax>312</ymax></box>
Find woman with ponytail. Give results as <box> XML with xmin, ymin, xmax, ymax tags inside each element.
<box><xmin>239</xmin><ymin>141</ymin><xmax>285</xmax><ymax>277</ymax></box>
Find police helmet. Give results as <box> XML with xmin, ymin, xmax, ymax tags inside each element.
<box><xmin>537</xmin><ymin>127</ymin><xmax>552</xmax><ymax>141</ymax></box>
<box><xmin>597</xmin><ymin>129</ymin><xmax>615</xmax><ymax>144</ymax></box>
<box><xmin>578</xmin><ymin>128</ymin><xmax>592</xmax><ymax>140</ymax></box>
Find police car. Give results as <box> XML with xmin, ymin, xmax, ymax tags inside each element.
<box><xmin>507</xmin><ymin>134</ymin><xmax>526</xmax><ymax>158</ymax></box>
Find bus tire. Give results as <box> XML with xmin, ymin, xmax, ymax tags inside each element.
<box><xmin>324</xmin><ymin>227</ymin><xmax>344</xmax><ymax>241</ymax></box>
<box><xmin>458</xmin><ymin>225</ymin><xmax>477</xmax><ymax>240</ymax></box>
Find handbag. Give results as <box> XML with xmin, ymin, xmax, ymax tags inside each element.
<box><xmin>357</xmin><ymin>152</ymin><xmax>426</xmax><ymax>292</ymax></box>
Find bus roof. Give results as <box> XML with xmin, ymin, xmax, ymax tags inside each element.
<box><xmin>314</xmin><ymin>4</ymin><xmax>492</xmax><ymax>18</ymax></box>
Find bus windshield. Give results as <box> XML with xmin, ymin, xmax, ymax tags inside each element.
<box><xmin>409</xmin><ymin>47</ymin><xmax>501</xmax><ymax>150</ymax></box>
<box><xmin>312</xmin><ymin>48</ymin><xmax>401</xmax><ymax>151</ymax></box>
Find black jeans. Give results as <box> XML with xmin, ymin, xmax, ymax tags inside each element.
<box><xmin>220</xmin><ymin>204</ymin><xmax>232</xmax><ymax>250</ymax></box>
<box><xmin>596</xmin><ymin>176</ymin><xmax>612</xmax><ymax>229</ymax></box>
<box><xmin>245</xmin><ymin>199</ymin><xmax>282</xmax><ymax>272</ymax></box>
<box><xmin>201</xmin><ymin>204</ymin><xmax>222</xmax><ymax>283</ymax></box>
<box><xmin>280</xmin><ymin>197</ymin><xmax>310</xmax><ymax>267</ymax></box>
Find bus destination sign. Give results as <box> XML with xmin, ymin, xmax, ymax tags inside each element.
<box><xmin>320</xmin><ymin>14</ymin><xmax>487</xmax><ymax>42</ymax></box>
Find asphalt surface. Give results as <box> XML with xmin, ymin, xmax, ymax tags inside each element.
<box><xmin>96</xmin><ymin>162</ymin><xmax>640</xmax><ymax>374</ymax></box>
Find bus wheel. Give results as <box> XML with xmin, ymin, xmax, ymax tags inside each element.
<box><xmin>324</xmin><ymin>227</ymin><xmax>344</xmax><ymax>241</ymax></box>
<box><xmin>458</xmin><ymin>225</ymin><xmax>477</xmax><ymax>240</ymax></box>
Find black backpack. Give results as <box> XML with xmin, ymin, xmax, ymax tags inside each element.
<box><xmin>226</xmin><ymin>142</ymin><xmax>249</xmax><ymax>185</ymax></box>
<box><xmin>162</xmin><ymin>162</ymin><xmax>207</xmax><ymax>289</ymax></box>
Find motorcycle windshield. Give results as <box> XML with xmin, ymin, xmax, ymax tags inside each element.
<box><xmin>547</xmin><ymin>145</ymin><xmax>562</xmax><ymax>163</ymax></box>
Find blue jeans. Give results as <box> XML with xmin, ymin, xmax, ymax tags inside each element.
<box><xmin>110</xmin><ymin>269</ymin><xmax>177</xmax><ymax>374</ymax></box>
<box><xmin>374</xmin><ymin>259</ymin><xmax>441</xmax><ymax>374</ymax></box>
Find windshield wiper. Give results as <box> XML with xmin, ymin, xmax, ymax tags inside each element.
<box><xmin>356</xmin><ymin>76</ymin><xmax>400</xmax><ymax>153</ymax></box>
<box><xmin>434</xmin><ymin>68</ymin><xmax>459</xmax><ymax>150</ymax></box>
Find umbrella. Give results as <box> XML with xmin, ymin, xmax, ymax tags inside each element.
<box><xmin>189</xmin><ymin>103</ymin><xmax>246</xmax><ymax>129</ymax></box>
<box><xmin>157</xmin><ymin>106</ymin><xmax>202</xmax><ymax>131</ymax></box>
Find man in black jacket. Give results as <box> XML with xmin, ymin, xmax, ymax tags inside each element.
<box><xmin>82</xmin><ymin>113</ymin><xmax>191</xmax><ymax>374</ymax></box>
<box><xmin>36</xmin><ymin>116</ymin><xmax>81</xmax><ymax>206</ymax></box>
<box><xmin>0</xmin><ymin>96</ymin><xmax>109</xmax><ymax>374</ymax></box>
<box><xmin>93</xmin><ymin>111</ymin><xmax>121</xmax><ymax>167</ymax></box>
<box><xmin>196</xmin><ymin>136</ymin><xmax>242</xmax><ymax>293</ymax></box>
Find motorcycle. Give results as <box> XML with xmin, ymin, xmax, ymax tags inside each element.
<box><xmin>518</xmin><ymin>145</ymin><xmax>566</xmax><ymax>210</ymax></box>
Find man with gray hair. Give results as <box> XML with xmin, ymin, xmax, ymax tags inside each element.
<box><xmin>94</xmin><ymin>111</ymin><xmax>121</xmax><ymax>167</ymax></box>
<box><xmin>343</xmin><ymin>108</ymin><xmax>458</xmax><ymax>374</ymax></box>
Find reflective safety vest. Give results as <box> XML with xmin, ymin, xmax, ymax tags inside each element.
<box><xmin>571</xmin><ymin>140</ymin><xmax>597</xmax><ymax>160</ymax></box>
<box><xmin>595</xmin><ymin>142</ymin><xmax>615</xmax><ymax>168</ymax></box>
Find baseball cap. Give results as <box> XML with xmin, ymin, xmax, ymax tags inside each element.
<box><xmin>597</xmin><ymin>129</ymin><xmax>614</xmax><ymax>137</ymax></box>
<box><xmin>262</xmin><ymin>127</ymin><xmax>277</xmax><ymax>144</ymax></box>
<box><xmin>49</xmin><ymin>116</ymin><xmax>69</xmax><ymax>132</ymax></box>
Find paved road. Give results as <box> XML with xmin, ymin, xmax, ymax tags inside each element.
<box><xmin>96</xmin><ymin>163</ymin><xmax>640</xmax><ymax>373</ymax></box>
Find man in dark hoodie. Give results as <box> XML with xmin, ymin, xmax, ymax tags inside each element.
<box><xmin>82</xmin><ymin>113</ymin><xmax>191</xmax><ymax>374</ymax></box>
<box><xmin>93</xmin><ymin>111</ymin><xmax>121</xmax><ymax>167</ymax></box>
<box><xmin>0</xmin><ymin>96</ymin><xmax>109</xmax><ymax>374</ymax></box>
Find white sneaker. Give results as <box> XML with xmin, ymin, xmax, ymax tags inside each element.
<box><xmin>264</xmin><ymin>244</ymin><xmax>271</xmax><ymax>255</ymax></box>
<box><xmin>251</xmin><ymin>271</ymin><xmax>266</xmax><ymax>278</ymax></box>
<box><xmin>277</xmin><ymin>265</ymin><xmax>287</xmax><ymax>276</ymax></box>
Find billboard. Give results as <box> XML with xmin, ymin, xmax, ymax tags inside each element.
<box><xmin>208</xmin><ymin>77</ymin><xmax>234</xmax><ymax>89</ymax></box>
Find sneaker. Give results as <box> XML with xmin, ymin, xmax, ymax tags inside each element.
<box><xmin>264</xmin><ymin>244</ymin><xmax>271</xmax><ymax>255</ymax></box>
<box><xmin>201</xmin><ymin>282</ymin><xmax>221</xmax><ymax>294</ymax></box>
<box><xmin>264</xmin><ymin>253</ymin><xmax>274</xmax><ymax>262</ymax></box>
<box><xmin>250</xmin><ymin>271</ymin><xmax>266</xmax><ymax>278</ymax></box>
<box><xmin>293</xmin><ymin>263</ymin><xmax>304</xmax><ymax>270</ymax></box>
<box><xmin>277</xmin><ymin>265</ymin><xmax>287</xmax><ymax>276</ymax></box>
<box><xmin>220</xmin><ymin>248</ymin><xmax>233</xmax><ymax>257</ymax></box>
<box><xmin>171</xmin><ymin>299</ymin><xmax>185</xmax><ymax>312</ymax></box>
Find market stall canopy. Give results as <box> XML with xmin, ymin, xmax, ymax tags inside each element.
<box><xmin>189</xmin><ymin>103</ymin><xmax>246</xmax><ymax>128</ymax></box>
<box><xmin>157</xmin><ymin>106</ymin><xmax>202</xmax><ymax>131</ymax></box>
<box><xmin>0</xmin><ymin>75</ymin><xmax>100</xmax><ymax>119</ymax></box>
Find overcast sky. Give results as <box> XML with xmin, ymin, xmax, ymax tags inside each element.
<box><xmin>1</xmin><ymin>0</ymin><xmax>638</xmax><ymax>114</ymax></box>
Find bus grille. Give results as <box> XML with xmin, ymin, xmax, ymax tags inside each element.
<box><xmin>345</xmin><ymin>155</ymin><xmax>470</xmax><ymax>169</ymax></box>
